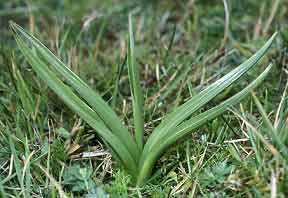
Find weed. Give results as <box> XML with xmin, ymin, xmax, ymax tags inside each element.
<box><xmin>10</xmin><ymin>15</ymin><xmax>276</xmax><ymax>186</ymax></box>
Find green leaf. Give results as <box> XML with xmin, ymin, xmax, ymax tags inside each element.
<box><xmin>137</xmin><ymin>64</ymin><xmax>273</xmax><ymax>185</ymax></box>
<box><xmin>127</xmin><ymin>14</ymin><xmax>145</xmax><ymax>150</ymax></box>
<box><xmin>63</xmin><ymin>165</ymin><xmax>94</xmax><ymax>192</ymax></box>
<box><xmin>13</xmin><ymin>35</ymin><xmax>138</xmax><ymax>176</ymax></box>
<box><xmin>85</xmin><ymin>186</ymin><xmax>108</xmax><ymax>198</ymax></box>
<box><xmin>144</xmin><ymin>32</ymin><xmax>277</xmax><ymax>156</ymax></box>
<box><xmin>167</xmin><ymin>65</ymin><xmax>272</xmax><ymax>144</ymax></box>
<box><xmin>252</xmin><ymin>93</ymin><xmax>288</xmax><ymax>155</ymax></box>
<box><xmin>10</xmin><ymin>21</ymin><xmax>140</xmax><ymax>162</ymax></box>
<box><xmin>24</xmin><ymin>137</ymin><xmax>31</xmax><ymax>198</ymax></box>
<box><xmin>0</xmin><ymin>181</ymin><xmax>5</xmax><ymax>198</ymax></box>
<box><xmin>13</xmin><ymin>64</ymin><xmax>35</xmax><ymax>116</ymax></box>
<box><xmin>8</xmin><ymin>134</ymin><xmax>23</xmax><ymax>187</ymax></box>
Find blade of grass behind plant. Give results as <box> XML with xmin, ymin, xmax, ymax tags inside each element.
<box><xmin>23</xmin><ymin>137</ymin><xmax>31</xmax><ymax>198</ymax></box>
<box><xmin>230</xmin><ymin>108</ymin><xmax>280</xmax><ymax>157</ymax></box>
<box><xmin>0</xmin><ymin>181</ymin><xmax>5</xmax><ymax>197</ymax></box>
<box><xmin>274</xmin><ymin>81</ymin><xmax>288</xmax><ymax>129</ymax></box>
<box><xmin>251</xmin><ymin>92</ymin><xmax>288</xmax><ymax>156</ymax></box>
<box><xmin>8</xmin><ymin>134</ymin><xmax>23</xmax><ymax>188</ymax></box>
<box><xmin>128</xmin><ymin>14</ymin><xmax>145</xmax><ymax>150</ymax></box>
<box><xmin>111</xmin><ymin>56</ymin><xmax>126</xmax><ymax>109</ymax></box>
<box><xmin>159</xmin><ymin>64</ymin><xmax>191</xmax><ymax>102</ymax></box>
<box><xmin>12</xmin><ymin>61</ymin><xmax>35</xmax><ymax>116</ymax></box>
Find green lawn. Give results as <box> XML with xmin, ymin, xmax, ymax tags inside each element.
<box><xmin>0</xmin><ymin>0</ymin><xmax>287</xmax><ymax>197</ymax></box>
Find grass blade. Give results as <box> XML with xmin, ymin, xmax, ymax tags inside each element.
<box><xmin>127</xmin><ymin>14</ymin><xmax>145</xmax><ymax>150</ymax></box>
<box><xmin>12</xmin><ymin>62</ymin><xmax>35</xmax><ymax>116</ymax></box>
<box><xmin>230</xmin><ymin>109</ymin><xmax>280</xmax><ymax>158</ymax></box>
<box><xmin>8</xmin><ymin>135</ymin><xmax>23</xmax><ymax>188</ymax></box>
<box><xmin>23</xmin><ymin>137</ymin><xmax>32</xmax><ymax>198</ymax></box>
<box><xmin>251</xmin><ymin>92</ymin><xmax>288</xmax><ymax>155</ymax></box>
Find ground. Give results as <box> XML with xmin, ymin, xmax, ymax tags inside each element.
<box><xmin>0</xmin><ymin>0</ymin><xmax>288</xmax><ymax>197</ymax></box>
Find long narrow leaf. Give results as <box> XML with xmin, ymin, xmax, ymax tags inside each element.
<box><xmin>10</xmin><ymin>22</ymin><xmax>140</xmax><ymax>161</ymax></box>
<box><xmin>8</xmin><ymin>135</ymin><xmax>23</xmax><ymax>187</ymax></box>
<box><xmin>14</xmin><ymin>36</ymin><xmax>138</xmax><ymax>176</ymax></box>
<box><xmin>127</xmin><ymin>14</ymin><xmax>145</xmax><ymax>150</ymax></box>
<box><xmin>137</xmin><ymin>64</ymin><xmax>273</xmax><ymax>185</ymax></box>
<box><xmin>144</xmin><ymin>32</ymin><xmax>277</xmax><ymax>154</ymax></box>
<box><xmin>169</xmin><ymin>65</ymin><xmax>272</xmax><ymax>144</ymax></box>
<box><xmin>13</xmin><ymin>66</ymin><xmax>35</xmax><ymax>115</ymax></box>
<box><xmin>252</xmin><ymin>93</ymin><xmax>288</xmax><ymax>155</ymax></box>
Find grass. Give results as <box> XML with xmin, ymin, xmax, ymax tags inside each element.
<box><xmin>1</xmin><ymin>0</ymin><xmax>288</xmax><ymax>197</ymax></box>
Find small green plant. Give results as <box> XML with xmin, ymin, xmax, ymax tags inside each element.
<box><xmin>10</xmin><ymin>14</ymin><xmax>277</xmax><ymax>186</ymax></box>
<box><xmin>63</xmin><ymin>164</ymin><xmax>95</xmax><ymax>192</ymax></box>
